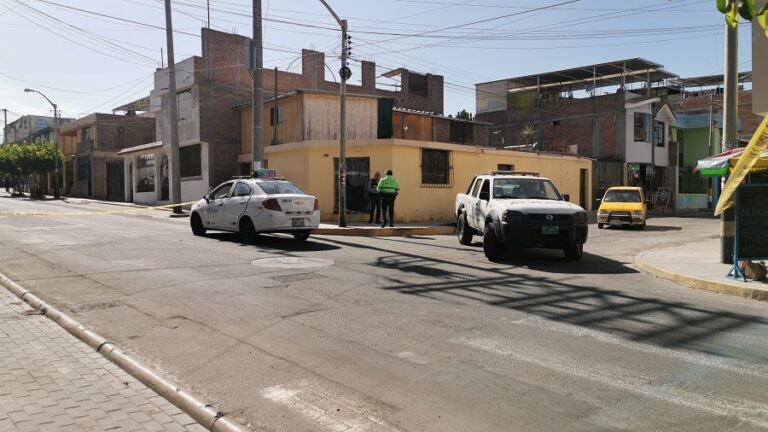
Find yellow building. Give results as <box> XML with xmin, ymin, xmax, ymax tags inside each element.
<box><xmin>240</xmin><ymin>91</ymin><xmax>592</xmax><ymax>222</ymax></box>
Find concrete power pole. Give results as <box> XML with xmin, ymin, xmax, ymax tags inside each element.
<box><xmin>720</xmin><ymin>0</ymin><xmax>739</xmax><ymax>263</ymax></box>
<box><xmin>2</xmin><ymin>108</ymin><xmax>7</xmax><ymax>145</ymax></box>
<box><xmin>252</xmin><ymin>0</ymin><xmax>264</xmax><ymax>173</ymax></box>
<box><xmin>164</xmin><ymin>0</ymin><xmax>182</xmax><ymax>214</ymax></box>
<box><xmin>317</xmin><ymin>0</ymin><xmax>349</xmax><ymax>227</ymax></box>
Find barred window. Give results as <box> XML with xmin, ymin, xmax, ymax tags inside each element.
<box><xmin>180</xmin><ymin>144</ymin><xmax>201</xmax><ymax>178</ymax></box>
<box><xmin>421</xmin><ymin>149</ymin><xmax>451</xmax><ymax>186</ymax></box>
<box><xmin>136</xmin><ymin>154</ymin><xmax>155</xmax><ymax>193</ymax></box>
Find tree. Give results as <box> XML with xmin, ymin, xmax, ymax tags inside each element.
<box><xmin>456</xmin><ymin>109</ymin><xmax>474</xmax><ymax>121</ymax></box>
<box><xmin>0</xmin><ymin>139</ymin><xmax>63</xmax><ymax>196</ymax></box>
<box><xmin>717</xmin><ymin>0</ymin><xmax>768</xmax><ymax>36</ymax></box>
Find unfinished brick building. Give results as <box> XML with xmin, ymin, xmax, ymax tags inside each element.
<box><xmin>122</xmin><ymin>28</ymin><xmax>445</xmax><ymax>205</ymax></box>
<box><xmin>475</xmin><ymin>59</ymin><xmax>680</xmax><ymax>207</ymax></box>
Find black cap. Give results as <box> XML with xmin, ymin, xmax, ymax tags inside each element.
<box><xmin>386</xmin><ymin>169</ymin><xmax>393</xmax><ymax>175</ymax></box>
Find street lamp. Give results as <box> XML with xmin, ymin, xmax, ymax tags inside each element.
<box><xmin>24</xmin><ymin>88</ymin><xmax>60</xmax><ymax>199</ymax></box>
<box><xmin>318</xmin><ymin>0</ymin><xmax>349</xmax><ymax>227</ymax></box>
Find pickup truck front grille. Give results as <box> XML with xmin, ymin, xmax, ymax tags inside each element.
<box><xmin>526</xmin><ymin>213</ymin><xmax>571</xmax><ymax>223</ymax></box>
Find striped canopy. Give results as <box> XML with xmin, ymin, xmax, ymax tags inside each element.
<box><xmin>694</xmin><ymin>147</ymin><xmax>768</xmax><ymax>176</ymax></box>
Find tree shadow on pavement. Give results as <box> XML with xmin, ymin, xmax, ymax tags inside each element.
<box><xmin>323</xmin><ymin>237</ymin><xmax>768</xmax><ymax>361</ymax></box>
<box><xmin>204</xmin><ymin>232</ymin><xmax>341</xmax><ymax>252</ymax></box>
<box><xmin>603</xmin><ymin>225</ymin><xmax>682</xmax><ymax>232</ymax></box>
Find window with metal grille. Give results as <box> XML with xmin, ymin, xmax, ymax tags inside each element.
<box><xmin>136</xmin><ymin>154</ymin><xmax>155</xmax><ymax>193</ymax></box>
<box><xmin>421</xmin><ymin>149</ymin><xmax>451</xmax><ymax>187</ymax></box>
<box><xmin>180</xmin><ymin>144</ymin><xmax>201</xmax><ymax>178</ymax></box>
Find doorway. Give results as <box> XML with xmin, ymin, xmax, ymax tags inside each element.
<box><xmin>334</xmin><ymin>157</ymin><xmax>370</xmax><ymax>214</ymax></box>
<box><xmin>160</xmin><ymin>156</ymin><xmax>169</xmax><ymax>201</ymax></box>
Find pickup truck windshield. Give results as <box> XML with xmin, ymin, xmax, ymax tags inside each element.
<box><xmin>492</xmin><ymin>178</ymin><xmax>562</xmax><ymax>200</ymax></box>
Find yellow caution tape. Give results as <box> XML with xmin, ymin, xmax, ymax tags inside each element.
<box><xmin>0</xmin><ymin>200</ymin><xmax>199</xmax><ymax>217</ymax></box>
<box><xmin>715</xmin><ymin>115</ymin><xmax>768</xmax><ymax>216</ymax></box>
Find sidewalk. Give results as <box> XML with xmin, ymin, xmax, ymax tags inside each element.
<box><xmin>313</xmin><ymin>221</ymin><xmax>455</xmax><ymax>237</ymax></box>
<box><xmin>0</xmin><ymin>288</ymin><xmax>208</xmax><ymax>432</ymax></box>
<box><xmin>635</xmin><ymin>237</ymin><xmax>768</xmax><ymax>301</ymax></box>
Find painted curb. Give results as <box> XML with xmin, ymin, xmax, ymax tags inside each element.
<box><xmin>0</xmin><ymin>273</ymin><xmax>248</xmax><ymax>432</ymax></box>
<box><xmin>312</xmin><ymin>226</ymin><xmax>455</xmax><ymax>237</ymax></box>
<box><xmin>634</xmin><ymin>252</ymin><xmax>768</xmax><ymax>302</ymax></box>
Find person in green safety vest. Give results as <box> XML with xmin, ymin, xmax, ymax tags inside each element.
<box><xmin>377</xmin><ymin>169</ymin><xmax>400</xmax><ymax>228</ymax></box>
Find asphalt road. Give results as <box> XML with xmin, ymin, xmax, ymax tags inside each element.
<box><xmin>1</xmin><ymin>195</ymin><xmax>768</xmax><ymax>432</ymax></box>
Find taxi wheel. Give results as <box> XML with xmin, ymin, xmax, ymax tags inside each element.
<box><xmin>191</xmin><ymin>213</ymin><xmax>206</xmax><ymax>236</ymax></box>
<box><xmin>293</xmin><ymin>230</ymin><xmax>310</xmax><ymax>241</ymax></box>
<box><xmin>239</xmin><ymin>218</ymin><xmax>257</xmax><ymax>243</ymax></box>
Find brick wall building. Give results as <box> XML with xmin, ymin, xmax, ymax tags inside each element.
<box><xmin>124</xmin><ymin>28</ymin><xmax>445</xmax><ymax>205</ymax></box>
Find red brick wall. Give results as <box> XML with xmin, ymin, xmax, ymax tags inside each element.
<box><xmin>477</xmin><ymin>93</ymin><xmax>627</xmax><ymax>160</ymax></box>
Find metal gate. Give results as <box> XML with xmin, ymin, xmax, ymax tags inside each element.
<box><xmin>592</xmin><ymin>160</ymin><xmax>624</xmax><ymax>203</ymax></box>
<box><xmin>106</xmin><ymin>160</ymin><xmax>125</xmax><ymax>202</ymax></box>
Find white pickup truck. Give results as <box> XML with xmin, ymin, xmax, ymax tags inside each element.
<box><xmin>455</xmin><ymin>171</ymin><xmax>589</xmax><ymax>261</ymax></box>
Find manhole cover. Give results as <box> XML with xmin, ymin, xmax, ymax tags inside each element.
<box><xmin>251</xmin><ymin>257</ymin><xmax>334</xmax><ymax>269</ymax></box>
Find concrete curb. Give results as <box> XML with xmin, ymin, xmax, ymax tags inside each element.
<box><xmin>0</xmin><ymin>272</ymin><xmax>248</xmax><ymax>432</ymax></box>
<box><xmin>312</xmin><ymin>225</ymin><xmax>455</xmax><ymax>237</ymax></box>
<box><xmin>634</xmin><ymin>251</ymin><xmax>768</xmax><ymax>302</ymax></box>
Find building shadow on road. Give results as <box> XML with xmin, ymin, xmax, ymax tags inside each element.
<box><xmin>602</xmin><ymin>225</ymin><xmax>683</xmax><ymax>232</ymax></box>
<box><xmin>322</xmin><ymin>237</ymin><xmax>768</xmax><ymax>361</ymax></box>
<box><xmin>203</xmin><ymin>232</ymin><xmax>341</xmax><ymax>252</ymax></box>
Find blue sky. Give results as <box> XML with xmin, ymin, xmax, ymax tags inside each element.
<box><xmin>0</xmin><ymin>0</ymin><xmax>756</xmax><ymax>135</ymax></box>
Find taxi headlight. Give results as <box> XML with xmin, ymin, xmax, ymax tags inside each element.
<box><xmin>573</xmin><ymin>212</ymin><xmax>588</xmax><ymax>224</ymax></box>
<box><xmin>631</xmin><ymin>210</ymin><xmax>644</xmax><ymax>217</ymax></box>
<box><xmin>597</xmin><ymin>210</ymin><xmax>609</xmax><ymax>216</ymax></box>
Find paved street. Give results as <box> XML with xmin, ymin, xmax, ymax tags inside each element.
<box><xmin>1</xmin><ymin>195</ymin><xmax>768</xmax><ymax>431</ymax></box>
<box><xmin>0</xmin><ymin>271</ymin><xmax>207</xmax><ymax>431</ymax></box>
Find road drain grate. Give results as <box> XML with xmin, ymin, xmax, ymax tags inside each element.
<box><xmin>272</xmin><ymin>273</ymin><xmax>325</xmax><ymax>283</ymax></box>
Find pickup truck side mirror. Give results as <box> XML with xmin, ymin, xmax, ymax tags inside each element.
<box><xmin>204</xmin><ymin>194</ymin><xmax>210</xmax><ymax>203</ymax></box>
<box><xmin>563</xmin><ymin>194</ymin><xmax>570</xmax><ymax>202</ymax></box>
<box><xmin>479</xmin><ymin>191</ymin><xmax>490</xmax><ymax>201</ymax></box>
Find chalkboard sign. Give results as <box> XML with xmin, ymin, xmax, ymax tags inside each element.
<box><xmin>656</xmin><ymin>187</ymin><xmax>671</xmax><ymax>209</ymax></box>
<box><xmin>736</xmin><ymin>185</ymin><xmax>768</xmax><ymax>260</ymax></box>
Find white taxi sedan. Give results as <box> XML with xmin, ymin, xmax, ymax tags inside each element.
<box><xmin>190</xmin><ymin>178</ymin><xmax>320</xmax><ymax>242</ymax></box>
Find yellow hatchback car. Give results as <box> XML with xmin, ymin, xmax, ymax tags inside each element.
<box><xmin>596</xmin><ymin>187</ymin><xmax>647</xmax><ymax>229</ymax></box>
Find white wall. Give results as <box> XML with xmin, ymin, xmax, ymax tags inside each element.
<box><xmin>624</xmin><ymin>109</ymin><xmax>670</xmax><ymax>167</ymax></box>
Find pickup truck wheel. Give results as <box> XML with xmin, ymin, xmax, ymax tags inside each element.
<box><xmin>483</xmin><ymin>224</ymin><xmax>504</xmax><ymax>261</ymax></box>
<box><xmin>457</xmin><ymin>213</ymin><xmax>473</xmax><ymax>245</ymax></box>
<box><xmin>597</xmin><ymin>223</ymin><xmax>604</xmax><ymax>229</ymax></box>
<box><xmin>564</xmin><ymin>242</ymin><xmax>584</xmax><ymax>261</ymax></box>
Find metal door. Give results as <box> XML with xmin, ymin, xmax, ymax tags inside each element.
<box><xmin>106</xmin><ymin>161</ymin><xmax>125</xmax><ymax>202</ymax></box>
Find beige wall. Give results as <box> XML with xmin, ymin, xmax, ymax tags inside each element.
<box><xmin>266</xmin><ymin>139</ymin><xmax>592</xmax><ymax>222</ymax></box>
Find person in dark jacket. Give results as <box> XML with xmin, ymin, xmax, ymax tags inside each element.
<box><xmin>367</xmin><ymin>172</ymin><xmax>381</xmax><ymax>224</ymax></box>
<box><xmin>377</xmin><ymin>170</ymin><xmax>400</xmax><ymax>228</ymax></box>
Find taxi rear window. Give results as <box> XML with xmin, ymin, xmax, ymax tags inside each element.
<box><xmin>256</xmin><ymin>181</ymin><xmax>306</xmax><ymax>195</ymax></box>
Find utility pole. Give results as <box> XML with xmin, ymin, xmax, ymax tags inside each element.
<box><xmin>164</xmin><ymin>0</ymin><xmax>182</xmax><ymax>214</ymax></box>
<box><xmin>721</xmin><ymin>0</ymin><xmax>739</xmax><ymax>263</ymax></box>
<box><xmin>54</xmin><ymin>105</ymin><xmax>59</xmax><ymax>199</ymax></box>
<box><xmin>23</xmin><ymin>89</ymin><xmax>59</xmax><ymax>199</ymax></box>
<box><xmin>273</xmin><ymin>66</ymin><xmax>278</xmax><ymax>145</ymax></box>
<box><xmin>318</xmin><ymin>0</ymin><xmax>350</xmax><ymax>227</ymax></box>
<box><xmin>252</xmin><ymin>0</ymin><xmax>264</xmax><ymax>173</ymax></box>
<box><xmin>2</xmin><ymin>108</ymin><xmax>7</xmax><ymax>145</ymax></box>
